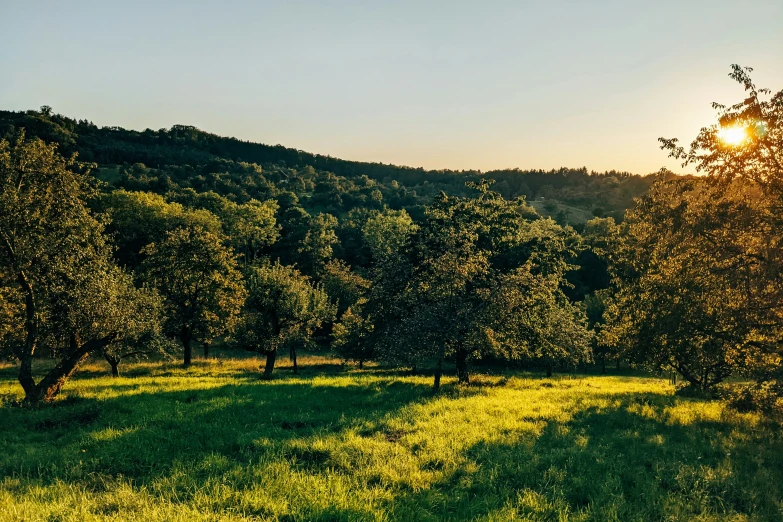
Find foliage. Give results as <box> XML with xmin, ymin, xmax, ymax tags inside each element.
<box><xmin>660</xmin><ymin>65</ymin><xmax>782</xmax><ymax>196</ymax></box>
<box><xmin>362</xmin><ymin>209</ymin><xmax>418</xmax><ymax>267</ymax></box>
<box><xmin>603</xmin><ymin>178</ymin><xmax>762</xmax><ymax>389</ymax></box>
<box><xmin>606</xmin><ymin>66</ymin><xmax>783</xmax><ymax>392</ymax></box>
<box><xmin>0</xmin><ymin>107</ymin><xmax>657</xmax><ymax>230</ymax></box>
<box><xmin>0</xmin><ymin>135</ymin><xmax>160</xmax><ymax>403</ymax></box>
<box><xmin>486</xmin><ymin>267</ymin><xmax>592</xmax><ymax>375</ymax></box>
<box><xmin>0</xmin><ymin>286</ymin><xmax>22</xmax><ymax>361</ymax></box>
<box><xmin>370</xmin><ymin>181</ymin><xmax>590</xmax><ymax>388</ymax></box>
<box><xmin>564</xmin><ymin>217</ymin><xmax>619</xmax><ymax>301</ymax></box>
<box><xmin>101</xmin><ymin>325</ymin><xmax>177</xmax><ymax>378</ymax></box>
<box><xmin>722</xmin><ymin>380</ymin><xmax>783</xmax><ymax>417</ymax></box>
<box><xmin>332</xmin><ymin>301</ymin><xmax>375</xmax><ymax>368</ymax></box>
<box><xmin>297</xmin><ymin>213</ymin><xmax>339</xmax><ymax>278</ymax></box>
<box><xmin>95</xmin><ymin>189</ymin><xmax>222</xmax><ymax>268</ymax></box>
<box><xmin>141</xmin><ymin>227</ymin><xmax>245</xmax><ymax>367</ymax></box>
<box><xmin>167</xmin><ymin>188</ymin><xmax>279</xmax><ymax>265</ymax></box>
<box><xmin>235</xmin><ymin>262</ymin><xmax>335</xmax><ymax>378</ymax></box>
<box><xmin>661</xmin><ymin>66</ymin><xmax>782</xmax><ymax>342</ymax></box>
<box><xmin>320</xmin><ymin>259</ymin><xmax>370</xmax><ymax>317</ymax></box>
<box><xmin>270</xmin><ymin>202</ymin><xmax>339</xmax><ymax>278</ymax></box>
<box><xmin>583</xmin><ymin>289</ymin><xmax>614</xmax><ymax>372</ymax></box>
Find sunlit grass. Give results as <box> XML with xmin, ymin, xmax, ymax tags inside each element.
<box><xmin>1</xmin><ymin>357</ymin><xmax>781</xmax><ymax>521</ymax></box>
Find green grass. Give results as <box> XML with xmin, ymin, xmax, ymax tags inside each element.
<box><xmin>1</xmin><ymin>356</ymin><xmax>781</xmax><ymax>521</ymax></box>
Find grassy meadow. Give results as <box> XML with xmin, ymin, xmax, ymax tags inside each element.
<box><xmin>0</xmin><ymin>355</ymin><xmax>781</xmax><ymax>522</ymax></box>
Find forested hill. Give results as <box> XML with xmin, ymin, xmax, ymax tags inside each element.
<box><xmin>0</xmin><ymin>107</ymin><xmax>657</xmax><ymax>224</ymax></box>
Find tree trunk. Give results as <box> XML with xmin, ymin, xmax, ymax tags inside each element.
<box><xmin>411</xmin><ymin>364</ymin><xmax>417</xmax><ymax>376</ymax></box>
<box><xmin>358</xmin><ymin>359</ymin><xmax>363</xmax><ymax>369</ymax></box>
<box><xmin>182</xmin><ymin>328</ymin><xmax>193</xmax><ymax>368</ymax></box>
<box><xmin>16</xmin><ymin>270</ymin><xmax>38</xmax><ymax>399</ymax></box>
<box><xmin>546</xmin><ymin>364</ymin><xmax>553</xmax><ymax>378</ymax></box>
<box><xmin>455</xmin><ymin>347</ymin><xmax>470</xmax><ymax>384</ymax></box>
<box><xmin>18</xmin><ymin>352</ymin><xmax>36</xmax><ymax>400</ymax></box>
<box><xmin>601</xmin><ymin>356</ymin><xmax>606</xmax><ymax>375</ymax></box>
<box><xmin>103</xmin><ymin>351</ymin><xmax>121</xmax><ymax>378</ymax></box>
<box><xmin>675</xmin><ymin>364</ymin><xmax>703</xmax><ymax>389</ymax></box>
<box><xmin>24</xmin><ymin>334</ymin><xmax>80</xmax><ymax>404</ymax></box>
<box><xmin>263</xmin><ymin>350</ymin><xmax>277</xmax><ymax>380</ymax></box>
<box><xmin>615</xmin><ymin>358</ymin><xmax>621</xmax><ymax>371</ymax></box>
<box><xmin>31</xmin><ymin>351</ymin><xmax>90</xmax><ymax>403</ymax></box>
<box><xmin>26</xmin><ymin>334</ymin><xmax>115</xmax><ymax>404</ymax></box>
<box><xmin>290</xmin><ymin>345</ymin><xmax>298</xmax><ymax>375</ymax></box>
<box><xmin>203</xmin><ymin>342</ymin><xmax>210</xmax><ymax>358</ymax></box>
<box><xmin>433</xmin><ymin>357</ymin><xmax>443</xmax><ymax>392</ymax></box>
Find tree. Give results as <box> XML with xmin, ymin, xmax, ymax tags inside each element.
<box><xmin>101</xmin><ymin>328</ymin><xmax>176</xmax><ymax>378</ymax></box>
<box><xmin>371</xmin><ymin>187</ymin><xmax>496</xmax><ymax>387</ymax></box>
<box><xmin>604</xmin><ymin>176</ymin><xmax>774</xmax><ymax>390</ymax></box>
<box><xmin>486</xmin><ymin>267</ymin><xmax>592</xmax><ymax>377</ymax></box>
<box><xmin>0</xmin><ymin>135</ymin><xmax>160</xmax><ymax>403</ymax></box>
<box><xmin>46</xmin><ymin>265</ymin><xmax>163</xmax><ymax>385</ymax></box>
<box><xmin>141</xmin><ymin>227</ymin><xmax>245</xmax><ymax>367</ymax></box>
<box><xmin>584</xmin><ymin>290</ymin><xmax>611</xmax><ymax>373</ymax></box>
<box><xmin>370</xmin><ymin>181</ymin><xmax>590</xmax><ymax>389</ymax></box>
<box><xmin>166</xmin><ymin>189</ymin><xmax>279</xmax><ymax>265</ymax></box>
<box><xmin>659</xmin><ymin>67</ymin><xmax>782</xmax><ymax>341</ymax></box>
<box><xmin>96</xmin><ymin>189</ymin><xmax>222</xmax><ymax>268</ymax></box>
<box><xmin>297</xmin><ymin>212</ymin><xmax>339</xmax><ymax>277</ymax></box>
<box><xmin>270</xmin><ymin>198</ymin><xmax>339</xmax><ymax>278</ymax></box>
<box><xmin>320</xmin><ymin>259</ymin><xmax>370</xmax><ymax>317</ymax></box>
<box><xmin>332</xmin><ymin>301</ymin><xmax>375</xmax><ymax>368</ymax></box>
<box><xmin>224</xmin><ymin>198</ymin><xmax>279</xmax><ymax>265</ymax></box>
<box><xmin>660</xmin><ymin>65</ymin><xmax>782</xmax><ymax>200</ymax></box>
<box><xmin>236</xmin><ymin>262</ymin><xmax>335</xmax><ymax>379</ymax></box>
<box><xmin>362</xmin><ymin>209</ymin><xmax>418</xmax><ymax>267</ymax></box>
<box><xmin>581</xmin><ymin>217</ymin><xmax>623</xmax><ymax>371</ymax></box>
<box><xmin>0</xmin><ymin>286</ymin><xmax>21</xmax><ymax>360</ymax></box>
<box><xmin>605</xmin><ymin>66</ymin><xmax>783</xmax><ymax>392</ymax></box>
<box><xmin>334</xmin><ymin>207</ymin><xmax>376</xmax><ymax>269</ymax></box>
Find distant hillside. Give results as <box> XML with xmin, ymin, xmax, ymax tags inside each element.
<box><xmin>0</xmin><ymin>107</ymin><xmax>659</xmax><ymax>225</ymax></box>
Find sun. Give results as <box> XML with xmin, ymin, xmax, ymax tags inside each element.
<box><xmin>717</xmin><ymin>126</ymin><xmax>747</xmax><ymax>146</ymax></box>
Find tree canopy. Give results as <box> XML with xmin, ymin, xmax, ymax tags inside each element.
<box><xmin>0</xmin><ymin>135</ymin><xmax>161</xmax><ymax>403</ymax></box>
<box><xmin>236</xmin><ymin>262</ymin><xmax>335</xmax><ymax>379</ymax></box>
<box><xmin>368</xmin><ymin>181</ymin><xmax>591</xmax><ymax>389</ymax></box>
<box><xmin>604</xmin><ymin>65</ymin><xmax>783</xmax><ymax>392</ymax></box>
<box><xmin>141</xmin><ymin>227</ymin><xmax>246</xmax><ymax>367</ymax></box>
<box><xmin>1</xmin><ymin>65</ymin><xmax>780</xmax><ymax>408</ymax></box>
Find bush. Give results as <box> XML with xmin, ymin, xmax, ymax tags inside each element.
<box><xmin>721</xmin><ymin>381</ymin><xmax>783</xmax><ymax>416</ymax></box>
<box><xmin>674</xmin><ymin>383</ymin><xmax>715</xmax><ymax>399</ymax></box>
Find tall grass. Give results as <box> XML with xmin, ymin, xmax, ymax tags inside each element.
<box><xmin>0</xmin><ymin>357</ymin><xmax>781</xmax><ymax>521</ymax></box>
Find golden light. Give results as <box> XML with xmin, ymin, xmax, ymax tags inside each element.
<box><xmin>717</xmin><ymin>126</ymin><xmax>747</xmax><ymax>146</ymax></box>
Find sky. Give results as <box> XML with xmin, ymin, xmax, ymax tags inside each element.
<box><xmin>1</xmin><ymin>1</ymin><xmax>781</xmax><ymax>174</ymax></box>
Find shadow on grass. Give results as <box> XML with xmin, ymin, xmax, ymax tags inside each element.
<box><xmin>0</xmin><ymin>375</ymin><xmax>434</xmax><ymax>486</ymax></box>
<box><xmin>387</xmin><ymin>391</ymin><xmax>783</xmax><ymax>521</ymax></box>
<box><xmin>3</xmin><ymin>367</ymin><xmax>782</xmax><ymax>521</ymax></box>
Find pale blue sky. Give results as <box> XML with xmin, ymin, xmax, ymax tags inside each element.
<box><xmin>1</xmin><ymin>1</ymin><xmax>781</xmax><ymax>173</ymax></box>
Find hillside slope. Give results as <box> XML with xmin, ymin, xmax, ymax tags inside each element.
<box><xmin>0</xmin><ymin>107</ymin><xmax>657</xmax><ymax>224</ymax></box>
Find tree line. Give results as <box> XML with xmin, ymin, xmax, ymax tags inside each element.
<box><xmin>1</xmin><ymin>66</ymin><xmax>780</xmax><ymax>412</ymax></box>
<box><xmin>0</xmin><ymin>107</ymin><xmax>655</xmax><ymax>225</ymax></box>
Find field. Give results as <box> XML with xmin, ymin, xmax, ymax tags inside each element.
<box><xmin>1</xmin><ymin>356</ymin><xmax>782</xmax><ymax>522</ymax></box>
